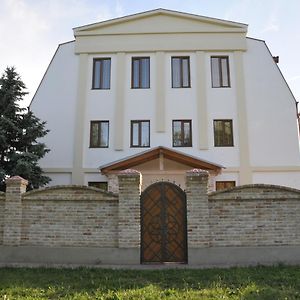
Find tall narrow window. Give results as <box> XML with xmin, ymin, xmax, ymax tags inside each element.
<box><xmin>132</xmin><ymin>57</ymin><xmax>150</xmax><ymax>88</ymax></box>
<box><xmin>131</xmin><ymin>120</ymin><xmax>150</xmax><ymax>147</ymax></box>
<box><xmin>213</xmin><ymin>120</ymin><xmax>234</xmax><ymax>147</ymax></box>
<box><xmin>211</xmin><ymin>56</ymin><xmax>230</xmax><ymax>88</ymax></box>
<box><xmin>92</xmin><ymin>58</ymin><xmax>111</xmax><ymax>89</ymax></box>
<box><xmin>90</xmin><ymin>121</ymin><xmax>109</xmax><ymax>148</ymax></box>
<box><xmin>172</xmin><ymin>120</ymin><xmax>192</xmax><ymax>147</ymax></box>
<box><xmin>171</xmin><ymin>57</ymin><xmax>190</xmax><ymax>88</ymax></box>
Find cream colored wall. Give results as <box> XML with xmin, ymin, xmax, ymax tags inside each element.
<box><xmin>31</xmin><ymin>12</ymin><xmax>300</xmax><ymax>190</ymax></box>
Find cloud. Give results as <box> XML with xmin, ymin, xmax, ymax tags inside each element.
<box><xmin>0</xmin><ymin>0</ymin><xmax>118</xmax><ymax>107</ymax></box>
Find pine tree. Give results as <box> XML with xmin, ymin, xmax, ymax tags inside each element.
<box><xmin>0</xmin><ymin>67</ymin><xmax>50</xmax><ymax>191</ymax></box>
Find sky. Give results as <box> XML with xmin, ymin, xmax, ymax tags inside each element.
<box><xmin>0</xmin><ymin>0</ymin><xmax>300</xmax><ymax>107</ymax></box>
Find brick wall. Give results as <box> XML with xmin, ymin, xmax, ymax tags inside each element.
<box><xmin>21</xmin><ymin>186</ymin><xmax>118</xmax><ymax>247</ymax></box>
<box><xmin>0</xmin><ymin>193</ymin><xmax>5</xmax><ymax>245</ymax></box>
<box><xmin>209</xmin><ymin>185</ymin><xmax>300</xmax><ymax>247</ymax></box>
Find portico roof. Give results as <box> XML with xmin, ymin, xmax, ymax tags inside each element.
<box><xmin>100</xmin><ymin>146</ymin><xmax>224</xmax><ymax>174</ymax></box>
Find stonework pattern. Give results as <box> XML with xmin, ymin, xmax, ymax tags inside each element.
<box><xmin>118</xmin><ymin>170</ymin><xmax>141</xmax><ymax>248</ymax></box>
<box><xmin>186</xmin><ymin>169</ymin><xmax>210</xmax><ymax>247</ymax></box>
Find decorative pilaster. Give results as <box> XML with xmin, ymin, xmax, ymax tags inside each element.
<box><xmin>186</xmin><ymin>169</ymin><xmax>210</xmax><ymax>249</ymax></box>
<box><xmin>117</xmin><ymin>169</ymin><xmax>141</xmax><ymax>248</ymax></box>
<box><xmin>3</xmin><ymin>176</ymin><xmax>28</xmax><ymax>246</ymax></box>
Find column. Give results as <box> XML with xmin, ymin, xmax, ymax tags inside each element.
<box><xmin>3</xmin><ymin>176</ymin><xmax>28</xmax><ymax>246</ymax></box>
<box><xmin>186</xmin><ymin>169</ymin><xmax>210</xmax><ymax>250</ymax></box>
<box><xmin>117</xmin><ymin>169</ymin><xmax>141</xmax><ymax>248</ymax></box>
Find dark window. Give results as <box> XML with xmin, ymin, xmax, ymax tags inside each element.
<box><xmin>132</xmin><ymin>57</ymin><xmax>150</xmax><ymax>88</ymax></box>
<box><xmin>171</xmin><ymin>57</ymin><xmax>190</xmax><ymax>88</ymax></box>
<box><xmin>92</xmin><ymin>58</ymin><xmax>111</xmax><ymax>89</ymax></box>
<box><xmin>214</xmin><ymin>120</ymin><xmax>233</xmax><ymax>147</ymax></box>
<box><xmin>211</xmin><ymin>56</ymin><xmax>230</xmax><ymax>88</ymax></box>
<box><xmin>172</xmin><ymin>120</ymin><xmax>192</xmax><ymax>147</ymax></box>
<box><xmin>131</xmin><ymin>120</ymin><xmax>150</xmax><ymax>147</ymax></box>
<box><xmin>88</xmin><ymin>181</ymin><xmax>108</xmax><ymax>191</ymax></box>
<box><xmin>90</xmin><ymin>121</ymin><xmax>109</xmax><ymax>148</ymax></box>
<box><xmin>216</xmin><ymin>181</ymin><xmax>236</xmax><ymax>191</ymax></box>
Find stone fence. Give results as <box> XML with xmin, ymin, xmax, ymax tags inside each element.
<box><xmin>0</xmin><ymin>170</ymin><xmax>299</xmax><ymax>267</ymax></box>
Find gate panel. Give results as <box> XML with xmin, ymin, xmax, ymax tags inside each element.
<box><xmin>141</xmin><ymin>182</ymin><xmax>187</xmax><ymax>263</ymax></box>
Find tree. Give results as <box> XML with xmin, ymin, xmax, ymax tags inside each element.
<box><xmin>0</xmin><ymin>67</ymin><xmax>50</xmax><ymax>191</ymax></box>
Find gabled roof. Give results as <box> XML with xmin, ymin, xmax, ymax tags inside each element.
<box><xmin>73</xmin><ymin>8</ymin><xmax>248</xmax><ymax>36</ymax></box>
<box><xmin>100</xmin><ymin>146</ymin><xmax>224</xmax><ymax>174</ymax></box>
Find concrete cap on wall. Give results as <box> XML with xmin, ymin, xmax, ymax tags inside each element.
<box><xmin>118</xmin><ymin>169</ymin><xmax>141</xmax><ymax>176</ymax></box>
<box><xmin>6</xmin><ymin>176</ymin><xmax>28</xmax><ymax>186</ymax></box>
<box><xmin>186</xmin><ymin>169</ymin><xmax>209</xmax><ymax>176</ymax></box>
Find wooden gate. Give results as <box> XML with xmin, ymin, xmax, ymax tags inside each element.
<box><xmin>140</xmin><ymin>182</ymin><xmax>187</xmax><ymax>264</ymax></box>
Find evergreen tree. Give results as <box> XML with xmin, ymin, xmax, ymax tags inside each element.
<box><xmin>0</xmin><ymin>67</ymin><xmax>50</xmax><ymax>191</ymax></box>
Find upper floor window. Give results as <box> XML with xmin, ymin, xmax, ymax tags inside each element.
<box><xmin>211</xmin><ymin>56</ymin><xmax>230</xmax><ymax>88</ymax></box>
<box><xmin>214</xmin><ymin>120</ymin><xmax>233</xmax><ymax>147</ymax></box>
<box><xmin>131</xmin><ymin>120</ymin><xmax>150</xmax><ymax>147</ymax></box>
<box><xmin>92</xmin><ymin>58</ymin><xmax>111</xmax><ymax>89</ymax></box>
<box><xmin>171</xmin><ymin>57</ymin><xmax>190</xmax><ymax>88</ymax></box>
<box><xmin>132</xmin><ymin>57</ymin><xmax>150</xmax><ymax>88</ymax></box>
<box><xmin>90</xmin><ymin>120</ymin><xmax>109</xmax><ymax>148</ymax></box>
<box><xmin>216</xmin><ymin>181</ymin><xmax>236</xmax><ymax>191</ymax></box>
<box><xmin>172</xmin><ymin>120</ymin><xmax>192</xmax><ymax>147</ymax></box>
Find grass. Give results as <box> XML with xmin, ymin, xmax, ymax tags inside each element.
<box><xmin>0</xmin><ymin>265</ymin><xmax>299</xmax><ymax>299</ymax></box>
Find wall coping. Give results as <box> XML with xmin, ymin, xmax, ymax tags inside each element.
<box><xmin>22</xmin><ymin>185</ymin><xmax>118</xmax><ymax>198</ymax></box>
<box><xmin>209</xmin><ymin>183</ymin><xmax>300</xmax><ymax>200</ymax></box>
<box><xmin>186</xmin><ymin>169</ymin><xmax>209</xmax><ymax>176</ymax></box>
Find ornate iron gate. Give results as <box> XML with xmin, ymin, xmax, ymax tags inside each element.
<box><xmin>141</xmin><ymin>182</ymin><xmax>187</xmax><ymax>263</ymax></box>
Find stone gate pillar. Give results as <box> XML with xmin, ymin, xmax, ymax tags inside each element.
<box><xmin>186</xmin><ymin>169</ymin><xmax>210</xmax><ymax>261</ymax></box>
<box><xmin>118</xmin><ymin>169</ymin><xmax>141</xmax><ymax>249</ymax></box>
<box><xmin>3</xmin><ymin>176</ymin><xmax>28</xmax><ymax>246</ymax></box>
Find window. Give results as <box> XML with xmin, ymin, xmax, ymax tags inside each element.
<box><xmin>132</xmin><ymin>57</ymin><xmax>150</xmax><ymax>88</ymax></box>
<box><xmin>90</xmin><ymin>121</ymin><xmax>109</xmax><ymax>148</ymax></box>
<box><xmin>214</xmin><ymin>120</ymin><xmax>233</xmax><ymax>147</ymax></box>
<box><xmin>211</xmin><ymin>56</ymin><xmax>230</xmax><ymax>88</ymax></box>
<box><xmin>88</xmin><ymin>181</ymin><xmax>108</xmax><ymax>191</ymax></box>
<box><xmin>216</xmin><ymin>181</ymin><xmax>236</xmax><ymax>191</ymax></box>
<box><xmin>131</xmin><ymin>120</ymin><xmax>150</xmax><ymax>147</ymax></box>
<box><xmin>172</xmin><ymin>120</ymin><xmax>192</xmax><ymax>147</ymax></box>
<box><xmin>171</xmin><ymin>57</ymin><xmax>190</xmax><ymax>88</ymax></box>
<box><xmin>92</xmin><ymin>58</ymin><xmax>111</xmax><ymax>89</ymax></box>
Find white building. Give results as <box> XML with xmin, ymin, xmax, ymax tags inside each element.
<box><xmin>30</xmin><ymin>9</ymin><xmax>300</xmax><ymax>191</ymax></box>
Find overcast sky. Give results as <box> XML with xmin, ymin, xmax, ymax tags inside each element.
<box><xmin>1</xmin><ymin>0</ymin><xmax>299</xmax><ymax>107</ymax></box>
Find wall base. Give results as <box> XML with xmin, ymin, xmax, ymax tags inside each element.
<box><xmin>188</xmin><ymin>246</ymin><xmax>300</xmax><ymax>267</ymax></box>
<box><xmin>0</xmin><ymin>246</ymin><xmax>140</xmax><ymax>265</ymax></box>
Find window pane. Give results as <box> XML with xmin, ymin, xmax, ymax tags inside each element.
<box><xmin>132</xmin><ymin>122</ymin><xmax>139</xmax><ymax>146</ymax></box>
<box><xmin>100</xmin><ymin>122</ymin><xmax>109</xmax><ymax>147</ymax></box>
<box><xmin>224</xmin><ymin>121</ymin><xmax>232</xmax><ymax>145</ymax></box>
<box><xmin>221</xmin><ymin>58</ymin><xmax>229</xmax><ymax>87</ymax></box>
<box><xmin>132</xmin><ymin>59</ymin><xmax>140</xmax><ymax>88</ymax></box>
<box><xmin>173</xmin><ymin>121</ymin><xmax>182</xmax><ymax>146</ymax></box>
<box><xmin>141</xmin><ymin>121</ymin><xmax>150</xmax><ymax>146</ymax></box>
<box><xmin>91</xmin><ymin>122</ymin><xmax>99</xmax><ymax>147</ymax></box>
<box><xmin>102</xmin><ymin>59</ymin><xmax>111</xmax><ymax>89</ymax></box>
<box><xmin>183</xmin><ymin>122</ymin><xmax>191</xmax><ymax>145</ymax></box>
<box><xmin>211</xmin><ymin>57</ymin><xmax>220</xmax><ymax>87</ymax></box>
<box><xmin>93</xmin><ymin>61</ymin><xmax>101</xmax><ymax>89</ymax></box>
<box><xmin>141</xmin><ymin>58</ymin><xmax>150</xmax><ymax>88</ymax></box>
<box><xmin>172</xmin><ymin>58</ymin><xmax>181</xmax><ymax>88</ymax></box>
<box><xmin>182</xmin><ymin>58</ymin><xmax>189</xmax><ymax>87</ymax></box>
<box><xmin>214</xmin><ymin>120</ymin><xmax>222</xmax><ymax>146</ymax></box>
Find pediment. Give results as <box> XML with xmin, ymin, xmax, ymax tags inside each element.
<box><xmin>74</xmin><ymin>9</ymin><xmax>247</xmax><ymax>36</ymax></box>
<box><xmin>100</xmin><ymin>146</ymin><xmax>223</xmax><ymax>174</ymax></box>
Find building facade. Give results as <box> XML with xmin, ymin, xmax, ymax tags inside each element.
<box><xmin>30</xmin><ymin>9</ymin><xmax>300</xmax><ymax>191</ymax></box>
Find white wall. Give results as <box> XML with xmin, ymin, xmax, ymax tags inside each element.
<box><xmin>244</xmin><ymin>38</ymin><xmax>300</xmax><ymax>167</ymax></box>
<box><xmin>30</xmin><ymin>42</ymin><xmax>78</xmax><ymax>168</ymax></box>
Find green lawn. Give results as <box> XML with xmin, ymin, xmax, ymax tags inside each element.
<box><xmin>0</xmin><ymin>265</ymin><xmax>299</xmax><ymax>299</ymax></box>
